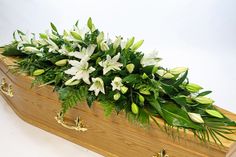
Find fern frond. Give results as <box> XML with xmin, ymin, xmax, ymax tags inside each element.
<box><xmin>58</xmin><ymin>86</ymin><xmax>88</xmax><ymax>114</ymax></box>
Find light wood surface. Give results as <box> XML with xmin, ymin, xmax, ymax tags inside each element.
<box><xmin>0</xmin><ymin>51</ymin><xmax>235</xmax><ymax>157</ymax></box>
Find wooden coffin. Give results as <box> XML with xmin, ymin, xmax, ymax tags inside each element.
<box><xmin>0</xmin><ymin>51</ymin><xmax>236</xmax><ymax>157</ymax></box>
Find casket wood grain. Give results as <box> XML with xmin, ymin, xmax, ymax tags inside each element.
<box><xmin>0</xmin><ymin>50</ymin><xmax>235</xmax><ymax>157</ymax></box>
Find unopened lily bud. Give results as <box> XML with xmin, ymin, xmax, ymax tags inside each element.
<box><xmin>87</xmin><ymin>17</ymin><xmax>93</xmax><ymax>31</ymax></box>
<box><xmin>55</xmin><ymin>59</ymin><xmax>67</xmax><ymax>66</ymax></box>
<box><xmin>125</xmin><ymin>37</ymin><xmax>135</xmax><ymax>49</ymax></box>
<box><xmin>65</xmin><ymin>79</ymin><xmax>80</xmax><ymax>86</ymax></box>
<box><xmin>205</xmin><ymin>109</ymin><xmax>224</xmax><ymax>118</ymax></box>
<box><xmin>142</xmin><ymin>73</ymin><xmax>148</xmax><ymax>79</ymax></box>
<box><xmin>63</xmin><ymin>30</ymin><xmax>69</xmax><ymax>36</ymax></box>
<box><xmin>100</xmin><ymin>42</ymin><xmax>109</xmax><ymax>51</ymax></box>
<box><xmin>33</xmin><ymin>69</ymin><xmax>45</xmax><ymax>76</ymax></box>
<box><xmin>121</xmin><ymin>86</ymin><xmax>128</xmax><ymax>94</ymax></box>
<box><xmin>70</xmin><ymin>31</ymin><xmax>82</xmax><ymax>40</ymax></box>
<box><xmin>138</xmin><ymin>94</ymin><xmax>145</xmax><ymax>103</ymax></box>
<box><xmin>113</xmin><ymin>36</ymin><xmax>122</xmax><ymax>49</ymax></box>
<box><xmin>163</xmin><ymin>72</ymin><xmax>174</xmax><ymax>79</ymax></box>
<box><xmin>113</xmin><ymin>93</ymin><xmax>121</xmax><ymax>101</ymax></box>
<box><xmin>131</xmin><ymin>102</ymin><xmax>139</xmax><ymax>114</ymax></box>
<box><xmin>195</xmin><ymin>96</ymin><xmax>214</xmax><ymax>104</ymax></box>
<box><xmin>24</xmin><ymin>46</ymin><xmax>40</xmax><ymax>53</ymax></box>
<box><xmin>188</xmin><ymin>112</ymin><xmax>204</xmax><ymax>123</ymax></box>
<box><xmin>186</xmin><ymin>83</ymin><xmax>203</xmax><ymax>93</ymax></box>
<box><xmin>157</xmin><ymin>69</ymin><xmax>174</xmax><ymax>79</ymax></box>
<box><xmin>126</xmin><ymin>63</ymin><xmax>135</xmax><ymax>73</ymax></box>
<box><xmin>96</xmin><ymin>57</ymin><xmax>102</xmax><ymax>65</ymax></box>
<box><xmin>131</xmin><ymin>40</ymin><xmax>144</xmax><ymax>51</ymax></box>
<box><xmin>139</xmin><ymin>88</ymin><xmax>151</xmax><ymax>95</ymax></box>
<box><xmin>170</xmin><ymin>67</ymin><xmax>188</xmax><ymax>75</ymax></box>
<box><xmin>96</xmin><ymin>32</ymin><xmax>104</xmax><ymax>44</ymax></box>
<box><xmin>39</xmin><ymin>33</ymin><xmax>48</xmax><ymax>40</ymax></box>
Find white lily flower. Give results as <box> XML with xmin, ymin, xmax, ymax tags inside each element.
<box><xmin>62</xmin><ymin>31</ymin><xmax>75</xmax><ymax>41</ymax></box>
<box><xmin>141</xmin><ymin>50</ymin><xmax>161</xmax><ymax>67</ymax></box>
<box><xmin>111</xmin><ymin>77</ymin><xmax>123</xmax><ymax>91</ymax></box>
<box><xmin>89</xmin><ymin>77</ymin><xmax>105</xmax><ymax>96</ymax></box>
<box><xmin>99</xmin><ymin>53</ymin><xmax>123</xmax><ymax>75</ymax></box>
<box><xmin>106</xmin><ymin>33</ymin><xmax>112</xmax><ymax>45</ymax></box>
<box><xmin>17</xmin><ymin>34</ymin><xmax>31</xmax><ymax>50</ymax></box>
<box><xmin>38</xmin><ymin>38</ymin><xmax>48</xmax><ymax>45</ymax></box>
<box><xmin>69</xmin><ymin>44</ymin><xmax>96</xmax><ymax>62</ymax></box>
<box><xmin>47</xmin><ymin>39</ymin><xmax>59</xmax><ymax>53</ymax></box>
<box><xmin>65</xmin><ymin>60</ymin><xmax>95</xmax><ymax>84</ymax></box>
<box><xmin>58</xmin><ymin>44</ymin><xmax>72</xmax><ymax>55</ymax></box>
<box><xmin>62</xmin><ymin>26</ymin><xmax>87</xmax><ymax>42</ymax></box>
<box><xmin>45</xmin><ymin>29</ymin><xmax>58</xmax><ymax>40</ymax></box>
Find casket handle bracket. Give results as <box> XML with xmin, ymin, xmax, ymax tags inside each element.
<box><xmin>153</xmin><ymin>149</ymin><xmax>169</xmax><ymax>157</ymax></box>
<box><xmin>0</xmin><ymin>78</ymin><xmax>13</xmax><ymax>97</ymax></box>
<box><xmin>55</xmin><ymin>112</ymin><xmax>87</xmax><ymax>132</ymax></box>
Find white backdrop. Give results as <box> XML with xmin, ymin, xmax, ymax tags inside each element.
<box><xmin>0</xmin><ymin>0</ymin><xmax>236</xmax><ymax>156</ymax></box>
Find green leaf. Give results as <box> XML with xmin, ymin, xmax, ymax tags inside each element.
<box><xmin>100</xmin><ymin>100</ymin><xmax>114</xmax><ymax>117</ymax></box>
<box><xmin>143</xmin><ymin>65</ymin><xmax>155</xmax><ymax>75</ymax></box>
<box><xmin>54</xmin><ymin>72</ymin><xmax>64</xmax><ymax>85</ymax></box>
<box><xmin>146</xmin><ymin>97</ymin><xmax>163</xmax><ymax>116</ymax></box>
<box><xmin>162</xmin><ymin>103</ymin><xmax>202</xmax><ymax>129</ymax></box>
<box><xmin>87</xmin><ymin>94</ymin><xmax>96</xmax><ymax>107</ymax></box>
<box><xmin>123</xmin><ymin>74</ymin><xmax>142</xmax><ymax>84</ymax></box>
<box><xmin>58</xmin><ymin>86</ymin><xmax>88</xmax><ymax>114</ymax></box>
<box><xmin>2</xmin><ymin>42</ymin><xmax>24</xmax><ymax>56</ymax></box>
<box><xmin>87</xmin><ymin>17</ymin><xmax>93</xmax><ymax>31</ymax></box>
<box><xmin>50</xmin><ymin>22</ymin><xmax>58</xmax><ymax>33</ymax></box>
<box><xmin>75</xmin><ymin>20</ymin><xmax>79</xmax><ymax>27</ymax></box>
<box><xmin>160</xmin><ymin>82</ymin><xmax>178</xmax><ymax>96</ymax></box>
<box><xmin>172</xmin><ymin>95</ymin><xmax>187</xmax><ymax>106</ymax></box>
<box><xmin>197</xmin><ymin>91</ymin><xmax>212</xmax><ymax>97</ymax></box>
<box><xmin>206</xmin><ymin>109</ymin><xmax>224</xmax><ymax>118</ymax></box>
<box><xmin>174</xmin><ymin>71</ymin><xmax>188</xmax><ymax>86</ymax></box>
<box><xmin>137</xmin><ymin>109</ymin><xmax>150</xmax><ymax>125</ymax></box>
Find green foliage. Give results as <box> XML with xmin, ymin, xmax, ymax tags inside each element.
<box><xmin>2</xmin><ymin>18</ymin><xmax>236</xmax><ymax>145</ymax></box>
<box><xmin>123</xmin><ymin>74</ymin><xmax>142</xmax><ymax>84</ymax></box>
<box><xmin>58</xmin><ymin>86</ymin><xmax>88</xmax><ymax>114</ymax></box>
<box><xmin>50</xmin><ymin>22</ymin><xmax>58</xmax><ymax>33</ymax></box>
<box><xmin>162</xmin><ymin>103</ymin><xmax>203</xmax><ymax>130</ymax></box>
<box><xmin>2</xmin><ymin>42</ymin><xmax>24</xmax><ymax>56</ymax></box>
<box><xmin>100</xmin><ymin>100</ymin><xmax>115</xmax><ymax>117</ymax></box>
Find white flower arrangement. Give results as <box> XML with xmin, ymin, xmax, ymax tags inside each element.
<box><xmin>2</xmin><ymin>17</ymin><xmax>236</xmax><ymax>144</ymax></box>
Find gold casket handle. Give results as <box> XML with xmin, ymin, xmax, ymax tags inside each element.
<box><xmin>153</xmin><ymin>149</ymin><xmax>169</xmax><ymax>157</ymax></box>
<box><xmin>55</xmin><ymin>112</ymin><xmax>87</xmax><ymax>132</ymax></box>
<box><xmin>0</xmin><ymin>78</ymin><xmax>13</xmax><ymax>97</ymax></box>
